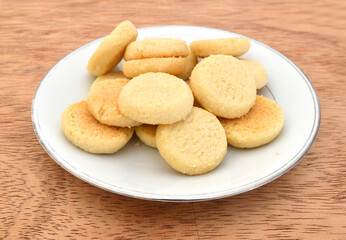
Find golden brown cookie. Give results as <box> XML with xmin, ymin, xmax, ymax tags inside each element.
<box><xmin>87</xmin><ymin>20</ymin><xmax>137</xmax><ymax>76</ymax></box>
<box><xmin>156</xmin><ymin>107</ymin><xmax>227</xmax><ymax>175</ymax></box>
<box><xmin>87</xmin><ymin>78</ymin><xmax>141</xmax><ymax>127</ymax></box>
<box><xmin>135</xmin><ymin>124</ymin><xmax>157</xmax><ymax>148</ymax></box>
<box><xmin>122</xmin><ymin>57</ymin><xmax>186</xmax><ymax>78</ymax></box>
<box><xmin>124</xmin><ymin>38</ymin><xmax>189</xmax><ymax>60</ymax></box>
<box><xmin>118</xmin><ymin>72</ymin><xmax>194</xmax><ymax>124</ymax></box>
<box><xmin>239</xmin><ymin>59</ymin><xmax>267</xmax><ymax>89</ymax></box>
<box><xmin>190</xmin><ymin>55</ymin><xmax>256</xmax><ymax>118</ymax></box>
<box><xmin>190</xmin><ymin>38</ymin><xmax>250</xmax><ymax>58</ymax></box>
<box><xmin>95</xmin><ymin>71</ymin><xmax>128</xmax><ymax>82</ymax></box>
<box><xmin>219</xmin><ymin>95</ymin><xmax>285</xmax><ymax>148</ymax></box>
<box><xmin>177</xmin><ymin>47</ymin><xmax>198</xmax><ymax>80</ymax></box>
<box><xmin>61</xmin><ymin>101</ymin><xmax>134</xmax><ymax>154</ymax></box>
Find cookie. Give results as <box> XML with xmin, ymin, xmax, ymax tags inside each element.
<box><xmin>220</xmin><ymin>96</ymin><xmax>285</xmax><ymax>148</ymax></box>
<box><xmin>87</xmin><ymin>78</ymin><xmax>141</xmax><ymax>127</ymax></box>
<box><xmin>239</xmin><ymin>59</ymin><xmax>267</xmax><ymax>89</ymax></box>
<box><xmin>61</xmin><ymin>101</ymin><xmax>134</xmax><ymax>154</ymax></box>
<box><xmin>190</xmin><ymin>55</ymin><xmax>256</xmax><ymax>118</ymax></box>
<box><xmin>118</xmin><ymin>72</ymin><xmax>194</xmax><ymax>124</ymax></box>
<box><xmin>87</xmin><ymin>20</ymin><xmax>137</xmax><ymax>76</ymax></box>
<box><xmin>122</xmin><ymin>57</ymin><xmax>186</xmax><ymax>78</ymax></box>
<box><xmin>190</xmin><ymin>38</ymin><xmax>250</xmax><ymax>58</ymax></box>
<box><xmin>124</xmin><ymin>38</ymin><xmax>189</xmax><ymax>60</ymax></box>
<box><xmin>156</xmin><ymin>107</ymin><xmax>227</xmax><ymax>175</ymax></box>
<box><xmin>95</xmin><ymin>71</ymin><xmax>127</xmax><ymax>82</ymax></box>
<box><xmin>135</xmin><ymin>124</ymin><xmax>157</xmax><ymax>148</ymax></box>
<box><xmin>177</xmin><ymin>46</ymin><xmax>198</xmax><ymax>80</ymax></box>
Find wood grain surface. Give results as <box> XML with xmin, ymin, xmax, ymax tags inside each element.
<box><xmin>1</xmin><ymin>0</ymin><xmax>345</xmax><ymax>239</ymax></box>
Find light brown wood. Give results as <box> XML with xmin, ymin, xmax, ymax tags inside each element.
<box><xmin>1</xmin><ymin>0</ymin><xmax>345</xmax><ymax>239</ymax></box>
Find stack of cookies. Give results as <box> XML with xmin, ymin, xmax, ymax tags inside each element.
<box><xmin>123</xmin><ymin>38</ymin><xmax>187</xmax><ymax>78</ymax></box>
<box><xmin>61</xmin><ymin>20</ymin><xmax>285</xmax><ymax>176</ymax></box>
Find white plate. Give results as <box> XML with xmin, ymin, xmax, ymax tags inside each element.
<box><xmin>32</xmin><ymin>26</ymin><xmax>320</xmax><ymax>202</ymax></box>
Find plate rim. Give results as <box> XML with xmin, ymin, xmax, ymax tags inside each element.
<box><xmin>31</xmin><ymin>25</ymin><xmax>321</xmax><ymax>202</ymax></box>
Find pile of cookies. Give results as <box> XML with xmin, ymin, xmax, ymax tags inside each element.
<box><xmin>61</xmin><ymin>20</ymin><xmax>285</xmax><ymax>176</ymax></box>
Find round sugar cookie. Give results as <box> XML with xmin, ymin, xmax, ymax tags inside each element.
<box><xmin>95</xmin><ymin>71</ymin><xmax>127</xmax><ymax>82</ymax></box>
<box><xmin>118</xmin><ymin>72</ymin><xmax>194</xmax><ymax>124</ymax></box>
<box><xmin>124</xmin><ymin>38</ymin><xmax>189</xmax><ymax>60</ymax></box>
<box><xmin>156</xmin><ymin>107</ymin><xmax>227</xmax><ymax>175</ymax></box>
<box><xmin>190</xmin><ymin>55</ymin><xmax>256</xmax><ymax>118</ymax></box>
<box><xmin>122</xmin><ymin>57</ymin><xmax>185</xmax><ymax>78</ymax></box>
<box><xmin>61</xmin><ymin>101</ymin><xmax>134</xmax><ymax>154</ymax></box>
<box><xmin>87</xmin><ymin>20</ymin><xmax>137</xmax><ymax>76</ymax></box>
<box><xmin>177</xmin><ymin>47</ymin><xmax>198</xmax><ymax>80</ymax></box>
<box><xmin>87</xmin><ymin>78</ymin><xmax>141</xmax><ymax>127</ymax></box>
<box><xmin>219</xmin><ymin>95</ymin><xmax>285</xmax><ymax>148</ymax></box>
<box><xmin>135</xmin><ymin>124</ymin><xmax>157</xmax><ymax>148</ymax></box>
<box><xmin>190</xmin><ymin>38</ymin><xmax>250</xmax><ymax>58</ymax></box>
<box><xmin>239</xmin><ymin>59</ymin><xmax>267</xmax><ymax>89</ymax></box>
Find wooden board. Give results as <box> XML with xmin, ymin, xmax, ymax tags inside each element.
<box><xmin>0</xmin><ymin>0</ymin><xmax>345</xmax><ymax>239</ymax></box>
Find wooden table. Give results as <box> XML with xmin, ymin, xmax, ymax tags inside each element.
<box><xmin>1</xmin><ymin>0</ymin><xmax>345</xmax><ymax>239</ymax></box>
